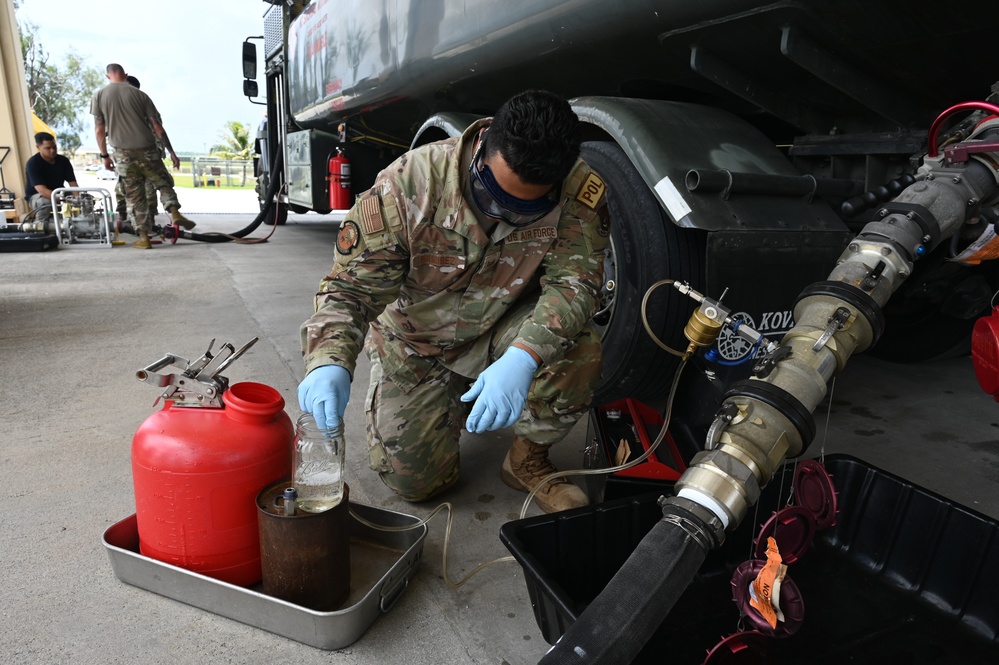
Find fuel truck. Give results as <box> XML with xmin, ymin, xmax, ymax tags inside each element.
<box><xmin>241</xmin><ymin>1</ymin><xmax>999</xmax><ymax>660</ymax></box>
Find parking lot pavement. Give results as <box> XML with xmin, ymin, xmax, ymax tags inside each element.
<box><xmin>0</xmin><ymin>213</ymin><xmax>561</xmax><ymax>664</ymax></box>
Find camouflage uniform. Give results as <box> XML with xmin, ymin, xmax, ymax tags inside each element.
<box><xmin>114</xmin><ymin>149</ymin><xmax>180</xmax><ymax>232</ymax></box>
<box><xmin>115</xmin><ymin>123</ymin><xmax>175</xmax><ymax>221</ymax></box>
<box><xmin>91</xmin><ymin>82</ymin><xmax>182</xmax><ymax>236</ymax></box>
<box><xmin>302</xmin><ymin>119</ymin><xmax>610</xmax><ymax>500</ymax></box>
<box><xmin>115</xmin><ymin>177</ymin><xmax>161</xmax><ymax>220</ymax></box>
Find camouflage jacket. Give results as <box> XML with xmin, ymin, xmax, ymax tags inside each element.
<box><xmin>301</xmin><ymin>120</ymin><xmax>609</xmax><ymax>392</ymax></box>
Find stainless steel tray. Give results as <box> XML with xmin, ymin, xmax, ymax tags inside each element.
<box><xmin>103</xmin><ymin>502</ymin><xmax>427</xmax><ymax>650</ymax></box>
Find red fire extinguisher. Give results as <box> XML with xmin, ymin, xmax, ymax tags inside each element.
<box><xmin>328</xmin><ymin>148</ymin><xmax>352</xmax><ymax>210</ymax></box>
<box><xmin>131</xmin><ymin>339</ymin><xmax>293</xmax><ymax>586</ymax></box>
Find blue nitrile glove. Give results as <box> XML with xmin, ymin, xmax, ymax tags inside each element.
<box><xmin>461</xmin><ymin>346</ymin><xmax>539</xmax><ymax>433</ymax></box>
<box><xmin>298</xmin><ymin>365</ymin><xmax>351</xmax><ymax>430</ymax></box>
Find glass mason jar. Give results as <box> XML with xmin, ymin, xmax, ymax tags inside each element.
<box><xmin>293</xmin><ymin>414</ymin><xmax>345</xmax><ymax>513</ymax></box>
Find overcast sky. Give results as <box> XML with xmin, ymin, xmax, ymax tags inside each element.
<box><xmin>15</xmin><ymin>0</ymin><xmax>271</xmax><ymax>152</ymax></box>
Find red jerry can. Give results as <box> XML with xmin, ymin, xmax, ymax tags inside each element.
<box><xmin>131</xmin><ymin>340</ymin><xmax>293</xmax><ymax>586</ymax></box>
<box><xmin>973</xmin><ymin>307</ymin><xmax>999</xmax><ymax>401</ymax></box>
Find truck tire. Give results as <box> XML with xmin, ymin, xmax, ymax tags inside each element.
<box><xmin>581</xmin><ymin>142</ymin><xmax>705</xmax><ymax>405</ymax></box>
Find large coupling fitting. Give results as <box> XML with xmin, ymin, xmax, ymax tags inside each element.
<box><xmin>673</xmin><ymin>448</ymin><xmax>762</xmax><ymax>529</ymax></box>
<box><xmin>676</xmin><ymin>386</ymin><xmax>807</xmax><ymax>529</ymax></box>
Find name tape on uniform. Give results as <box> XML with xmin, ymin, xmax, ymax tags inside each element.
<box><xmin>508</xmin><ymin>227</ymin><xmax>558</xmax><ymax>243</ymax></box>
<box><xmin>413</xmin><ymin>254</ymin><xmax>467</xmax><ymax>269</ymax></box>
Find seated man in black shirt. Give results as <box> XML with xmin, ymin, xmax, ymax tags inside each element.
<box><xmin>25</xmin><ymin>132</ymin><xmax>79</xmax><ymax>218</ymax></box>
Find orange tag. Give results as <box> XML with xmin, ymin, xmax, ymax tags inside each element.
<box><xmin>749</xmin><ymin>537</ymin><xmax>786</xmax><ymax>628</ymax></box>
<box><xmin>951</xmin><ymin>224</ymin><xmax>999</xmax><ymax>265</ymax></box>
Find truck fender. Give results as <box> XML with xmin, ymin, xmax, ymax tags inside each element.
<box><xmin>571</xmin><ymin>96</ymin><xmax>845</xmax><ymax>233</ymax></box>
<box><xmin>410</xmin><ymin>112</ymin><xmax>485</xmax><ymax>150</ymax></box>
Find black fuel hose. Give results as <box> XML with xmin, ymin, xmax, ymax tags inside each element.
<box><xmin>538</xmin><ymin>510</ymin><xmax>711</xmax><ymax>665</ymax></box>
<box><xmin>177</xmin><ymin>150</ymin><xmax>284</xmax><ymax>244</ymax></box>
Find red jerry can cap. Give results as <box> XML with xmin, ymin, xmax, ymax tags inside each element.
<box><xmin>972</xmin><ymin>308</ymin><xmax>999</xmax><ymax>401</ymax></box>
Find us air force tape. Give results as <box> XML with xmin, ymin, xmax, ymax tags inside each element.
<box><xmin>336</xmin><ymin>220</ymin><xmax>360</xmax><ymax>255</ymax></box>
<box><xmin>576</xmin><ymin>172</ymin><xmax>606</xmax><ymax>209</ymax></box>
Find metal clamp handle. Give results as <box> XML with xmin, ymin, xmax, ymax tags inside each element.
<box><xmin>135</xmin><ymin>338</ymin><xmax>257</xmax><ymax>408</ymax></box>
<box><xmin>136</xmin><ymin>354</ymin><xmax>188</xmax><ymax>385</ymax></box>
<box><xmin>812</xmin><ymin>306</ymin><xmax>852</xmax><ymax>352</ymax></box>
<box><xmin>207</xmin><ymin>337</ymin><xmax>258</xmax><ymax>379</ymax></box>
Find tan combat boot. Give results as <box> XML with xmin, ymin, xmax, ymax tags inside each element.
<box><xmin>132</xmin><ymin>231</ymin><xmax>152</xmax><ymax>249</ymax></box>
<box><xmin>501</xmin><ymin>436</ymin><xmax>589</xmax><ymax>514</ymax></box>
<box><xmin>168</xmin><ymin>205</ymin><xmax>196</xmax><ymax>230</ymax></box>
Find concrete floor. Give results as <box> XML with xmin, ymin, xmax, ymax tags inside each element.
<box><xmin>3</xmin><ymin>182</ymin><xmax>999</xmax><ymax>664</ymax></box>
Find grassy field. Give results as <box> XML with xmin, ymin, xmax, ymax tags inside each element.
<box><xmin>162</xmin><ymin>158</ymin><xmax>257</xmax><ymax>190</ymax></box>
<box><xmin>75</xmin><ymin>158</ymin><xmax>258</xmax><ymax>191</ymax></box>
<box><xmin>171</xmin><ymin>172</ymin><xmax>256</xmax><ymax>190</ymax></box>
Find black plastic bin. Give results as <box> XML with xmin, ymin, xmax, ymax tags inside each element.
<box><xmin>0</xmin><ymin>230</ymin><xmax>58</xmax><ymax>252</ymax></box>
<box><xmin>500</xmin><ymin>455</ymin><xmax>999</xmax><ymax>664</ymax></box>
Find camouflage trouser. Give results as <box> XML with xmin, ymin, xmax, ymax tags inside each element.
<box><xmin>363</xmin><ymin>299</ymin><xmax>603</xmax><ymax>501</ymax></box>
<box><xmin>114</xmin><ymin>148</ymin><xmax>181</xmax><ymax>232</ymax></box>
<box><xmin>115</xmin><ymin>178</ymin><xmax>159</xmax><ymax>218</ymax></box>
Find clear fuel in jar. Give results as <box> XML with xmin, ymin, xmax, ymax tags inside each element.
<box><xmin>293</xmin><ymin>414</ymin><xmax>345</xmax><ymax>512</ymax></box>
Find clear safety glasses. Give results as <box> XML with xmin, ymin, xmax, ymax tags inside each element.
<box><xmin>468</xmin><ymin>134</ymin><xmax>561</xmax><ymax>228</ymax></box>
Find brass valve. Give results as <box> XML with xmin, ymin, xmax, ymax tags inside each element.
<box><xmin>683</xmin><ymin>305</ymin><xmax>725</xmax><ymax>356</ymax></box>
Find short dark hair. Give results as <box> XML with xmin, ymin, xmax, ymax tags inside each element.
<box><xmin>126</xmin><ymin>75</ymin><xmax>140</xmax><ymax>88</ymax></box>
<box><xmin>34</xmin><ymin>132</ymin><xmax>55</xmax><ymax>145</ymax></box>
<box><xmin>486</xmin><ymin>90</ymin><xmax>581</xmax><ymax>185</ymax></box>
<box><xmin>106</xmin><ymin>63</ymin><xmax>125</xmax><ymax>75</ymax></box>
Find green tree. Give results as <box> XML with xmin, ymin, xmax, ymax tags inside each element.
<box><xmin>17</xmin><ymin>20</ymin><xmax>103</xmax><ymax>155</ymax></box>
<box><xmin>210</xmin><ymin>121</ymin><xmax>252</xmax><ymax>160</ymax></box>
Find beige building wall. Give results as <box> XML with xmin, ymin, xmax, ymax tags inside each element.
<box><xmin>0</xmin><ymin>0</ymin><xmax>34</xmax><ymax>221</ymax></box>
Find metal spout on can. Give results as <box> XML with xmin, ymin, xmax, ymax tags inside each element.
<box><xmin>280</xmin><ymin>487</ymin><xmax>298</xmax><ymax>516</ymax></box>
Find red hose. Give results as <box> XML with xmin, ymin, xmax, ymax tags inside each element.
<box><xmin>927</xmin><ymin>101</ymin><xmax>999</xmax><ymax>157</ymax></box>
